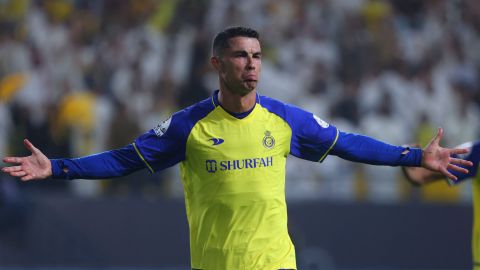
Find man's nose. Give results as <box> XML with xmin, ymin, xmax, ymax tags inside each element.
<box><xmin>246</xmin><ymin>56</ymin><xmax>255</xmax><ymax>69</ymax></box>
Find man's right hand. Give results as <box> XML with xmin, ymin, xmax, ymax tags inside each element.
<box><xmin>2</xmin><ymin>139</ymin><xmax>52</xmax><ymax>181</ymax></box>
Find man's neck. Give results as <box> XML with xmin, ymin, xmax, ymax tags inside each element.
<box><xmin>218</xmin><ymin>88</ymin><xmax>257</xmax><ymax>113</ymax></box>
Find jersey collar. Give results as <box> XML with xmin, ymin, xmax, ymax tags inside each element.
<box><xmin>211</xmin><ymin>90</ymin><xmax>260</xmax><ymax>119</ymax></box>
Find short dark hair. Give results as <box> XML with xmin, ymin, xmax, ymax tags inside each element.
<box><xmin>212</xmin><ymin>26</ymin><xmax>260</xmax><ymax>56</ymax></box>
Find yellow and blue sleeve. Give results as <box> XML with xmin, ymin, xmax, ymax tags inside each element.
<box><xmin>259</xmin><ymin>96</ymin><xmax>339</xmax><ymax>162</ymax></box>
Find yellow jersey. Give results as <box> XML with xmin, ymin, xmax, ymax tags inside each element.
<box><xmin>133</xmin><ymin>90</ymin><xmax>338</xmax><ymax>269</ymax></box>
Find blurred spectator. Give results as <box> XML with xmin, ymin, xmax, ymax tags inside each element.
<box><xmin>360</xmin><ymin>91</ymin><xmax>409</xmax><ymax>203</ymax></box>
<box><xmin>0</xmin><ymin>0</ymin><xmax>479</xmax><ymax>203</ymax></box>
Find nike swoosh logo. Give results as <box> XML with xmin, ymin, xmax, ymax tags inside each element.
<box><xmin>208</xmin><ymin>138</ymin><xmax>224</xmax><ymax>145</ymax></box>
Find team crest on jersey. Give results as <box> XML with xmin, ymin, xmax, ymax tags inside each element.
<box><xmin>263</xmin><ymin>130</ymin><xmax>275</xmax><ymax>149</ymax></box>
<box><xmin>314</xmin><ymin>115</ymin><xmax>329</xmax><ymax>128</ymax></box>
<box><xmin>153</xmin><ymin>116</ymin><xmax>172</xmax><ymax>137</ymax></box>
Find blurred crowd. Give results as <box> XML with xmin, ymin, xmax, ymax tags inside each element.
<box><xmin>0</xmin><ymin>0</ymin><xmax>479</xmax><ymax>203</ymax></box>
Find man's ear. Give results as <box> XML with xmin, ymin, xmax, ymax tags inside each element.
<box><xmin>210</xmin><ymin>56</ymin><xmax>221</xmax><ymax>71</ymax></box>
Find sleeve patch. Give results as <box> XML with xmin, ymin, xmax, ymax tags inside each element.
<box><xmin>314</xmin><ymin>115</ymin><xmax>329</xmax><ymax>128</ymax></box>
<box><xmin>153</xmin><ymin>116</ymin><xmax>172</xmax><ymax>137</ymax></box>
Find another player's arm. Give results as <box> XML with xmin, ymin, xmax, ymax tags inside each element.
<box><xmin>401</xmin><ymin>166</ymin><xmax>443</xmax><ymax>186</ymax></box>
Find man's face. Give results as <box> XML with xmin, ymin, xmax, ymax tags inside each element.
<box><xmin>212</xmin><ymin>37</ymin><xmax>262</xmax><ymax>96</ymax></box>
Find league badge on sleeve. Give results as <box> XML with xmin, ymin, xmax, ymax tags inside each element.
<box><xmin>313</xmin><ymin>115</ymin><xmax>329</xmax><ymax>128</ymax></box>
<box><xmin>154</xmin><ymin>116</ymin><xmax>172</xmax><ymax>137</ymax></box>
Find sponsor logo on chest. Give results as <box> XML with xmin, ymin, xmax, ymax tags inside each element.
<box><xmin>205</xmin><ymin>156</ymin><xmax>273</xmax><ymax>173</ymax></box>
<box><xmin>202</xmin><ymin>130</ymin><xmax>277</xmax><ymax>173</ymax></box>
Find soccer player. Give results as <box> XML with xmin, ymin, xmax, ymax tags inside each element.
<box><xmin>1</xmin><ymin>26</ymin><xmax>473</xmax><ymax>270</ymax></box>
<box><xmin>403</xmin><ymin>141</ymin><xmax>480</xmax><ymax>269</ymax></box>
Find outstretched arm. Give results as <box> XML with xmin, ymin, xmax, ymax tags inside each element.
<box><xmin>330</xmin><ymin>128</ymin><xmax>472</xmax><ymax>181</ymax></box>
<box><xmin>2</xmin><ymin>139</ymin><xmax>146</xmax><ymax>181</ymax></box>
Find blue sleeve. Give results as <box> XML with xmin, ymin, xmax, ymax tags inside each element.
<box><xmin>133</xmin><ymin>125</ymin><xmax>186</xmax><ymax>173</ymax></box>
<box><xmin>288</xmin><ymin>110</ymin><xmax>339</xmax><ymax>162</ymax></box>
<box><xmin>451</xmin><ymin>141</ymin><xmax>480</xmax><ymax>181</ymax></box>
<box><xmin>330</xmin><ymin>131</ymin><xmax>422</xmax><ymax>166</ymax></box>
<box><xmin>50</xmin><ymin>144</ymin><xmax>145</xmax><ymax>179</ymax></box>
